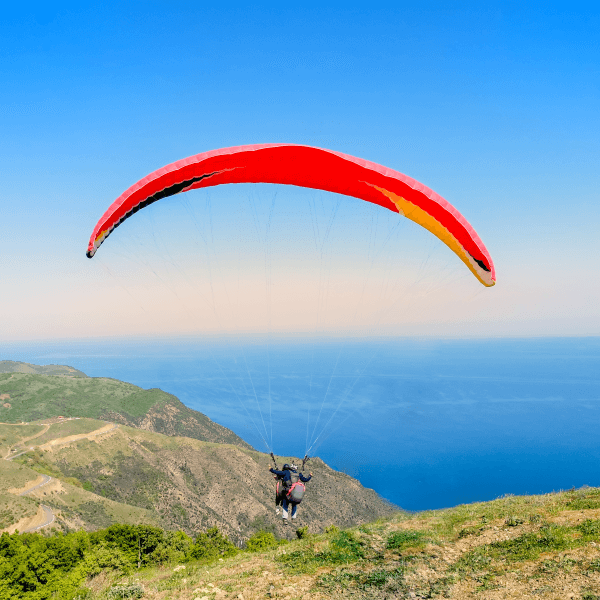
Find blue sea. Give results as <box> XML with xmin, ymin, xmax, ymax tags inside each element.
<box><xmin>3</xmin><ymin>336</ymin><xmax>600</xmax><ymax>512</ymax></box>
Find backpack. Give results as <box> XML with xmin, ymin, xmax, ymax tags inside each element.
<box><xmin>286</xmin><ymin>471</ymin><xmax>305</xmax><ymax>503</ymax></box>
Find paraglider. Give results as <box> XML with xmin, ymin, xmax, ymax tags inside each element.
<box><xmin>270</xmin><ymin>453</ymin><xmax>311</xmax><ymax>519</ymax></box>
<box><xmin>86</xmin><ymin>144</ymin><xmax>496</xmax><ymax>520</ymax></box>
<box><xmin>269</xmin><ymin>462</ymin><xmax>313</xmax><ymax>524</ymax></box>
<box><xmin>86</xmin><ymin>144</ymin><xmax>495</xmax><ymax>287</ymax></box>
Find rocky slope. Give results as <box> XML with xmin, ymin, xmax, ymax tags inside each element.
<box><xmin>7</xmin><ymin>419</ymin><xmax>395</xmax><ymax>543</ymax></box>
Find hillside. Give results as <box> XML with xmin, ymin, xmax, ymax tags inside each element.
<box><xmin>0</xmin><ymin>420</ymin><xmax>157</xmax><ymax>534</ymax></box>
<box><xmin>3</xmin><ymin>482</ymin><xmax>600</xmax><ymax>599</ymax></box>
<box><xmin>1</xmin><ymin>418</ymin><xmax>395</xmax><ymax>543</ymax></box>
<box><xmin>0</xmin><ymin>360</ymin><xmax>87</xmax><ymax>377</ymax></box>
<box><xmin>0</xmin><ymin>362</ymin><xmax>251</xmax><ymax>449</ymax></box>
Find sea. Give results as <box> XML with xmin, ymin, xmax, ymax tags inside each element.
<box><xmin>3</xmin><ymin>335</ymin><xmax>600</xmax><ymax>512</ymax></box>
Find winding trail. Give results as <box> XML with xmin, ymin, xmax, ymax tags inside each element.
<box><xmin>3</xmin><ymin>421</ymin><xmax>118</xmax><ymax>533</ymax></box>
<box><xmin>7</xmin><ymin>447</ymin><xmax>37</xmax><ymax>461</ymax></box>
<box><xmin>21</xmin><ymin>505</ymin><xmax>55</xmax><ymax>533</ymax></box>
<box><xmin>3</xmin><ymin>422</ymin><xmax>50</xmax><ymax>460</ymax></box>
<box><xmin>17</xmin><ymin>474</ymin><xmax>52</xmax><ymax>496</ymax></box>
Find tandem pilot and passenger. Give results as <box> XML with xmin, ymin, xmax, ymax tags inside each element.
<box><xmin>269</xmin><ymin>463</ymin><xmax>312</xmax><ymax>524</ymax></box>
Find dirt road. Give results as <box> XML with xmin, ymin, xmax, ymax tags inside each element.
<box><xmin>4</xmin><ymin>421</ymin><xmax>118</xmax><ymax>533</ymax></box>
<box><xmin>3</xmin><ymin>422</ymin><xmax>50</xmax><ymax>460</ymax></box>
<box><xmin>37</xmin><ymin>422</ymin><xmax>118</xmax><ymax>451</ymax></box>
<box><xmin>17</xmin><ymin>474</ymin><xmax>52</xmax><ymax>496</ymax></box>
<box><xmin>20</xmin><ymin>505</ymin><xmax>55</xmax><ymax>533</ymax></box>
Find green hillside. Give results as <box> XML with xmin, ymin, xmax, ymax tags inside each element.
<box><xmin>0</xmin><ymin>360</ymin><xmax>87</xmax><ymax>377</ymax></box>
<box><xmin>0</xmin><ymin>367</ymin><xmax>251</xmax><ymax>449</ymax></box>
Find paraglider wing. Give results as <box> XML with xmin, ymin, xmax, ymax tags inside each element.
<box><xmin>86</xmin><ymin>144</ymin><xmax>495</xmax><ymax>286</ymax></box>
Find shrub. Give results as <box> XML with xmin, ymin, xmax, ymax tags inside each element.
<box><xmin>149</xmin><ymin>530</ymin><xmax>193</xmax><ymax>565</ymax></box>
<box><xmin>91</xmin><ymin>524</ymin><xmax>167</xmax><ymax>568</ymax></box>
<box><xmin>107</xmin><ymin>583</ymin><xmax>145</xmax><ymax>598</ymax></box>
<box><xmin>458</xmin><ymin>526</ymin><xmax>480</xmax><ymax>539</ymax></box>
<box><xmin>83</xmin><ymin>542</ymin><xmax>132</xmax><ymax>576</ymax></box>
<box><xmin>454</xmin><ymin>524</ymin><xmax>573</xmax><ymax>572</ymax></box>
<box><xmin>187</xmin><ymin>527</ymin><xmax>238</xmax><ymax>562</ymax></box>
<box><xmin>363</xmin><ymin>569</ymin><xmax>390</xmax><ymax>588</ymax></box>
<box><xmin>328</xmin><ymin>531</ymin><xmax>365</xmax><ymax>562</ymax></box>
<box><xmin>245</xmin><ymin>530</ymin><xmax>279</xmax><ymax>552</ymax></box>
<box><xmin>490</xmin><ymin>527</ymin><xmax>571</xmax><ymax>562</ymax></box>
<box><xmin>277</xmin><ymin>531</ymin><xmax>365</xmax><ymax>574</ymax></box>
<box><xmin>587</xmin><ymin>558</ymin><xmax>600</xmax><ymax>572</ymax></box>
<box><xmin>318</xmin><ymin>566</ymin><xmax>406</xmax><ymax>593</ymax></box>
<box><xmin>567</xmin><ymin>487</ymin><xmax>600</xmax><ymax>510</ymax></box>
<box><xmin>452</xmin><ymin>548</ymin><xmax>492</xmax><ymax>574</ymax></box>
<box><xmin>578</xmin><ymin>519</ymin><xmax>600</xmax><ymax>539</ymax></box>
<box><xmin>386</xmin><ymin>530</ymin><xmax>426</xmax><ymax>550</ymax></box>
<box><xmin>529</xmin><ymin>514</ymin><xmax>542</xmax><ymax>523</ymax></box>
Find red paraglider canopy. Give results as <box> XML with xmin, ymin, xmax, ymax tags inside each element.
<box><xmin>87</xmin><ymin>144</ymin><xmax>495</xmax><ymax>286</ymax></box>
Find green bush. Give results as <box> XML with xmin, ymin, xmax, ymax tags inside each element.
<box><xmin>386</xmin><ymin>530</ymin><xmax>426</xmax><ymax>550</ymax></box>
<box><xmin>150</xmin><ymin>530</ymin><xmax>193</xmax><ymax>565</ymax></box>
<box><xmin>107</xmin><ymin>583</ymin><xmax>145</xmax><ymax>598</ymax></box>
<box><xmin>363</xmin><ymin>569</ymin><xmax>390</xmax><ymax>587</ymax></box>
<box><xmin>0</xmin><ymin>523</ymin><xmax>197</xmax><ymax>599</ymax></box>
<box><xmin>82</xmin><ymin>542</ymin><xmax>132</xmax><ymax>576</ymax></box>
<box><xmin>91</xmin><ymin>524</ymin><xmax>172</xmax><ymax>568</ymax></box>
<box><xmin>577</xmin><ymin>519</ymin><xmax>600</xmax><ymax>539</ymax></box>
<box><xmin>329</xmin><ymin>531</ymin><xmax>365</xmax><ymax>562</ymax></box>
<box><xmin>529</xmin><ymin>514</ymin><xmax>542</xmax><ymax>523</ymax></box>
<box><xmin>277</xmin><ymin>531</ymin><xmax>365</xmax><ymax>574</ymax></box>
<box><xmin>187</xmin><ymin>527</ymin><xmax>238</xmax><ymax>562</ymax></box>
<box><xmin>245</xmin><ymin>530</ymin><xmax>279</xmax><ymax>552</ymax></box>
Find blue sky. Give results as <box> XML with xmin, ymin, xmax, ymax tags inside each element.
<box><xmin>1</xmin><ymin>3</ymin><xmax>599</xmax><ymax>341</ymax></box>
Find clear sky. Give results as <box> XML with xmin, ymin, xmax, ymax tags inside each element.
<box><xmin>1</xmin><ymin>2</ymin><xmax>599</xmax><ymax>341</ymax></box>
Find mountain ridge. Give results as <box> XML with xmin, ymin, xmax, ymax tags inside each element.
<box><xmin>0</xmin><ymin>361</ymin><xmax>252</xmax><ymax>449</ymax></box>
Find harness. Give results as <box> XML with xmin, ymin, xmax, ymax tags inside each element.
<box><xmin>285</xmin><ymin>471</ymin><xmax>305</xmax><ymax>503</ymax></box>
<box><xmin>271</xmin><ymin>454</ymin><xmax>309</xmax><ymax>504</ymax></box>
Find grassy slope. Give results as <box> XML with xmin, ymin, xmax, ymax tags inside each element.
<box><xmin>0</xmin><ymin>459</ymin><xmax>43</xmax><ymax>530</ymax></box>
<box><xmin>0</xmin><ymin>421</ymin><xmax>156</xmax><ymax>533</ymax></box>
<box><xmin>30</xmin><ymin>418</ymin><xmax>107</xmax><ymax>445</ymax></box>
<box><xmin>0</xmin><ymin>422</ymin><xmax>46</xmax><ymax>456</ymax></box>
<box><xmin>0</xmin><ymin>373</ymin><xmax>140</xmax><ymax>420</ymax></box>
<box><xmin>44</xmin><ymin>479</ymin><xmax>158</xmax><ymax>532</ymax></box>
<box><xmin>78</xmin><ymin>487</ymin><xmax>600</xmax><ymax>600</ymax></box>
<box><xmin>0</xmin><ymin>360</ymin><xmax>87</xmax><ymax>377</ymax></box>
<box><xmin>0</xmin><ymin>371</ymin><xmax>252</xmax><ymax>449</ymax></box>
<box><xmin>10</xmin><ymin>421</ymin><xmax>394</xmax><ymax>543</ymax></box>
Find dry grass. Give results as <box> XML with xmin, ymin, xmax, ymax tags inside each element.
<box><xmin>31</xmin><ymin>418</ymin><xmax>107</xmax><ymax>446</ymax></box>
<box><xmin>80</xmin><ymin>487</ymin><xmax>600</xmax><ymax>600</ymax></box>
